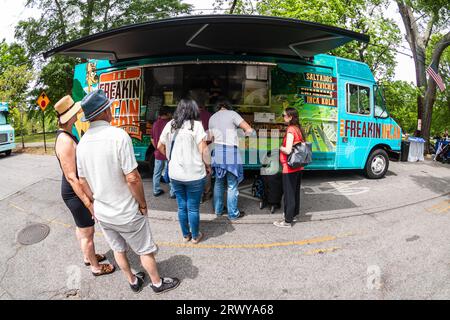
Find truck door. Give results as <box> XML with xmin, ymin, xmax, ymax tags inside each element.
<box><xmin>337</xmin><ymin>80</ymin><xmax>375</xmax><ymax>169</ymax></box>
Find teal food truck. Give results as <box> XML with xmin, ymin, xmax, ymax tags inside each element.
<box><xmin>44</xmin><ymin>15</ymin><xmax>401</xmax><ymax>179</ymax></box>
<box><xmin>0</xmin><ymin>102</ymin><xmax>15</xmax><ymax>156</ymax></box>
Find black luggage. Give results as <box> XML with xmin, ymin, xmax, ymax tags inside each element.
<box><xmin>257</xmin><ymin>150</ymin><xmax>283</xmax><ymax>213</ymax></box>
<box><xmin>263</xmin><ymin>173</ymin><xmax>283</xmax><ymax>205</ymax></box>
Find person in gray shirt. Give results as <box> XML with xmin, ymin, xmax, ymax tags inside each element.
<box><xmin>208</xmin><ymin>97</ymin><xmax>254</xmax><ymax>220</ymax></box>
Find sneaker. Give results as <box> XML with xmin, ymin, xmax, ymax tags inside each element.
<box><xmin>129</xmin><ymin>272</ymin><xmax>145</xmax><ymax>293</ymax></box>
<box><xmin>273</xmin><ymin>220</ymin><xmax>292</xmax><ymax>228</ymax></box>
<box><xmin>150</xmin><ymin>277</ymin><xmax>181</xmax><ymax>294</ymax></box>
<box><xmin>153</xmin><ymin>190</ymin><xmax>165</xmax><ymax>197</ymax></box>
<box><xmin>183</xmin><ymin>234</ymin><xmax>192</xmax><ymax>242</ymax></box>
<box><xmin>191</xmin><ymin>232</ymin><xmax>203</xmax><ymax>244</ymax></box>
<box><xmin>283</xmin><ymin>213</ymin><xmax>298</xmax><ymax>223</ymax></box>
<box><xmin>169</xmin><ymin>193</ymin><xmax>176</xmax><ymax>199</ymax></box>
<box><xmin>228</xmin><ymin>211</ymin><xmax>246</xmax><ymax>221</ymax></box>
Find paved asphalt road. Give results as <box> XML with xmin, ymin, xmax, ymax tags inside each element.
<box><xmin>0</xmin><ymin>152</ymin><xmax>449</xmax><ymax>300</ymax></box>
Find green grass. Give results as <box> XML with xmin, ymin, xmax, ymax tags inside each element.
<box><xmin>16</xmin><ymin>132</ymin><xmax>56</xmax><ymax>144</ymax></box>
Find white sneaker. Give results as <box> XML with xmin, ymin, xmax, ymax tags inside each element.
<box><xmin>273</xmin><ymin>220</ymin><xmax>292</xmax><ymax>228</ymax></box>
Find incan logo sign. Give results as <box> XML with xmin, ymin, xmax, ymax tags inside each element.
<box><xmin>99</xmin><ymin>69</ymin><xmax>142</xmax><ymax>140</ymax></box>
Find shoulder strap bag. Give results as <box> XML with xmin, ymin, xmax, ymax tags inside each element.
<box><xmin>287</xmin><ymin>127</ymin><xmax>313</xmax><ymax>168</ymax></box>
<box><xmin>166</xmin><ymin>129</ymin><xmax>179</xmax><ymax>179</ymax></box>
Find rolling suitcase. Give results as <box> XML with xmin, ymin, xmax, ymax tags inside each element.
<box><xmin>259</xmin><ymin>150</ymin><xmax>283</xmax><ymax>214</ymax></box>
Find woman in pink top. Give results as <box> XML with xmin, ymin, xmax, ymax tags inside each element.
<box><xmin>274</xmin><ymin>107</ymin><xmax>305</xmax><ymax>228</ymax></box>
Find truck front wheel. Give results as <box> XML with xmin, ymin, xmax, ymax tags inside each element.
<box><xmin>364</xmin><ymin>149</ymin><xmax>389</xmax><ymax>179</ymax></box>
<box><xmin>5</xmin><ymin>150</ymin><xmax>12</xmax><ymax>156</ymax></box>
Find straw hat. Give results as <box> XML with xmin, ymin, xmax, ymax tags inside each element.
<box><xmin>55</xmin><ymin>95</ymin><xmax>82</xmax><ymax>124</ymax></box>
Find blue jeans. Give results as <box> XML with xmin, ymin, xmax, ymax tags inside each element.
<box><xmin>214</xmin><ymin>171</ymin><xmax>240</xmax><ymax>219</ymax></box>
<box><xmin>153</xmin><ymin>159</ymin><xmax>174</xmax><ymax>196</ymax></box>
<box><xmin>171</xmin><ymin>178</ymin><xmax>206</xmax><ymax>239</ymax></box>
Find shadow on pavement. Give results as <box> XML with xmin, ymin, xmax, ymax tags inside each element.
<box><xmin>105</xmin><ymin>250</ymin><xmax>199</xmax><ymax>285</ymax></box>
<box><xmin>142</xmin><ymin>168</ymin><xmax>365</xmax><ymax>216</ymax></box>
<box><xmin>201</xmin><ymin>215</ymin><xmax>236</xmax><ymax>241</ymax></box>
<box><xmin>410</xmin><ymin>174</ymin><xmax>450</xmax><ymax>195</ymax></box>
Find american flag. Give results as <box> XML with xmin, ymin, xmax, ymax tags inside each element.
<box><xmin>426</xmin><ymin>63</ymin><xmax>446</xmax><ymax>92</ymax></box>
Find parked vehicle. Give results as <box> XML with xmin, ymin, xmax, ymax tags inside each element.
<box><xmin>0</xmin><ymin>102</ymin><xmax>15</xmax><ymax>156</ymax></box>
<box><xmin>45</xmin><ymin>15</ymin><xmax>401</xmax><ymax>178</ymax></box>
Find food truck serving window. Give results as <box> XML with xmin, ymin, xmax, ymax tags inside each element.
<box><xmin>142</xmin><ymin>63</ymin><xmax>271</xmax><ymax>110</ymax></box>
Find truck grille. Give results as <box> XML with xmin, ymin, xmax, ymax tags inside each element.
<box><xmin>0</xmin><ymin>133</ymin><xmax>7</xmax><ymax>144</ymax></box>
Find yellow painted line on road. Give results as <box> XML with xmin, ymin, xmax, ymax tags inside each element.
<box><xmin>437</xmin><ymin>204</ymin><xmax>450</xmax><ymax>213</ymax></box>
<box><xmin>305</xmin><ymin>247</ymin><xmax>341</xmax><ymax>255</ymax></box>
<box><xmin>8</xmin><ymin>201</ymin><xmax>104</xmax><ymax>237</ymax></box>
<box><xmin>9</xmin><ymin>203</ymin><xmax>26</xmax><ymax>212</ymax></box>
<box><xmin>49</xmin><ymin>219</ymin><xmax>74</xmax><ymax>229</ymax></box>
<box><xmin>426</xmin><ymin>200</ymin><xmax>450</xmax><ymax>214</ymax></box>
<box><xmin>7</xmin><ymin>201</ymin><xmax>352</xmax><ymax>250</ymax></box>
<box><xmin>157</xmin><ymin>235</ymin><xmax>339</xmax><ymax>249</ymax></box>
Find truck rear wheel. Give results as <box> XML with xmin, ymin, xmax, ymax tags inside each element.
<box><xmin>364</xmin><ymin>149</ymin><xmax>389</xmax><ymax>179</ymax></box>
<box><xmin>5</xmin><ymin>150</ymin><xmax>12</xmax><ymax>156</ymax></box>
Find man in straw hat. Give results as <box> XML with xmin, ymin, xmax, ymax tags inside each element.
<box><xmin>76</xmin><ymin>89</ymin><xmax>180</xmax><ymax>294</ymax></box>
<box><xmin>54</xmin><ymin>95</ymin><xmax>115</xmax><ymax>277</ymax></box>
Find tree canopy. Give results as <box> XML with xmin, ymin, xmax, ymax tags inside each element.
<box><xmin>13</xmin><ymin>0</ymin><xmax>193</xmax><ymax>129</ymax></box>
<box><xmin>255</xmin><ymin>0</ymin><xmax>401</xmax><ymax>80</ymax></box>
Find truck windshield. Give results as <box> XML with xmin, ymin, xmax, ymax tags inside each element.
<box><xmin>0</xmin><ymin>112</ymin><xmax>7</xmax><ymax>125</ymax></box>
<box><xmin>374</xmin><ymin>85</ymin><xmax>388</xmax><ymax>118</ymax></box>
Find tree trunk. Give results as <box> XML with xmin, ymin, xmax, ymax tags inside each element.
<box><xmin>414</xmin><ymin>45</ymin><xmax>427</xmax><ymax>132</ymax></box>
<box><xmin>82</xmin><ymin>0</ymin><xmax>96</xmax><ymax>37</ymax></box>
<box><xmin>229</xmin><ymin>0</ymin><xmax>238</xmax><ymax>14</ymax></box>
<box><xmin>54</xmin><ymin>0</ymin><xmax>67</xmax><ymax>42</ymax></box>
<box><xmin>396</xmin><ymin>1</ymin><xmax>427</xmax><ymax>134</ymax></box>
<box><xmin>20</xmin><ymin>107</ymin><xmax>24</xmax><ymax>149</ymax></box>
<box><xmin>422</xmin><ymin>32</ymin><xmax>450</xmax><ymax>152</ymax></box>
<box><xmin>102</xmin><ymin>0</ymin><xmax>111</xmax><ymax>31</ymax></box>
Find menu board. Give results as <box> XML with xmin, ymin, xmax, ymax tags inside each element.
<box><xmin>298</xmin><ymin>72</ymin><xmax>337</xmax><ymax>107</ymax></box>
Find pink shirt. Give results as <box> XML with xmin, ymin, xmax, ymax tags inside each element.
<box><xmin>152</xmin><ymin>118</ymin><xmax>170</xmax><ymax>160</ymax></box>
<box><xmin>199</xmin><ymin>109</ymin><xmax>212</xmax><ymax>131</ymax></box>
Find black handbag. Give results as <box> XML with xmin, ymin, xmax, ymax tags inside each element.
<box><xmin>287</xmin><ymin>141</ymin><xmax>312</xmax><ymax>168</ymax></box>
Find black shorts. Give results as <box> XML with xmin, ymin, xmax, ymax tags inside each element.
<box><xmin>63</xmin><ymin>196</ymin><xmax>95</xmax><ymax>228</ymax></box>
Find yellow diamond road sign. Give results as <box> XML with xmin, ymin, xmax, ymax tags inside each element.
<box><xmin>37</xmin><ymin>92</ymin><xmax>50</xmax><ymax>111</ymax></box>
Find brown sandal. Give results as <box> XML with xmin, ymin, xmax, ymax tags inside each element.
<box><xmin>191</xmin><ymin>232</ymin><xmax>204</xmax><ymax>244</ymax></box>
<box><xmin>84</xmin><ymin>254</ymin><xmax>107</xmax><ymax>266</ymax></box>
<box><xmin>92</xmin><ymin>264</ymin><xmax>115</xmax><ymax>277</ymax></box>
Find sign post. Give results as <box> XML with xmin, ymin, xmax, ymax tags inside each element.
<box><xmin>37</xmin><ymin>92</ymin><xmax>50</xmax><ymax>152</ymax></box>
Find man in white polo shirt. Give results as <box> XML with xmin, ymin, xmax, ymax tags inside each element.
<box><xmin>76</xmin><ymin>89</ymin><xmax>180</xmax><ymax>294</ymax></box>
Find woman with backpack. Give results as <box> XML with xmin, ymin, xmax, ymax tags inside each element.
<box><xmin>158</xmin><ymin>98</ymin><xmax>211</xmax><ymax>244</ymax></box>
<box><xmin>274</xmin><ymin>107</ymin><xmax>306</xmax><ymax>228</ymax></box>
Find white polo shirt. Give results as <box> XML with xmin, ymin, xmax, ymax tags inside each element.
<box><xmin>77</xmin><ymin>120</ymin><xmax>138</xmax><ymax>225</ymax></box>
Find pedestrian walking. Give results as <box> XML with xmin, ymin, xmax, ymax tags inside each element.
<box><xmin>274</xmin><ymin>107</ymin><xmax>305</xmax><ymax>228</ymax></box>
<box><xmin>54</xmin><ymin>95</ymin><xmax>114</xmax><ymax>276</ymax></box>
<box><xmin>77</xmin><ymin>90</ymin><xmax>180</xmax><ymax>294</ymax></box>
<box><xmin>158</xmin><ymin>98</ymin><xmax>211</xmax><ymax>244</ymax></box>
<box><xmin>208</xmin><ymin>97</ymin><xmax>254</xmax><ymax>220</ymax></box>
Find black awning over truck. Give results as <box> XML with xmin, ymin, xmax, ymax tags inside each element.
<box><xmin>43</xmin><ymin>15</ymin><xmax>369</xmax><ymax>62</ymax></box>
